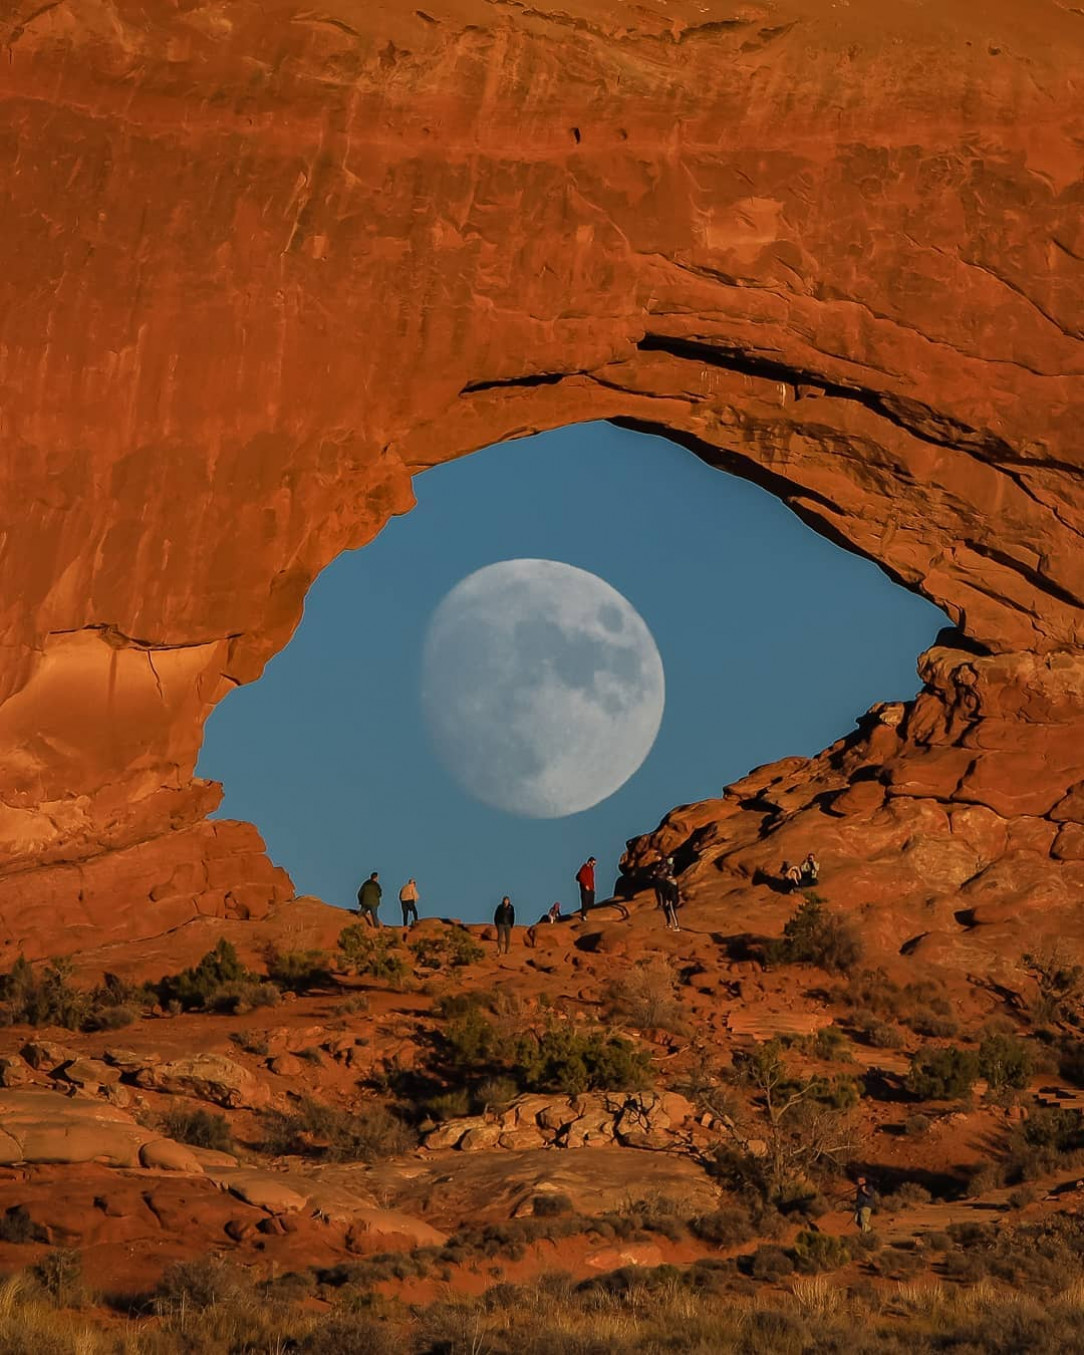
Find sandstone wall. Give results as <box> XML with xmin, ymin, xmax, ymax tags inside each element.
<box><xmin>0</xmin><ymin>0</ymin><xmax>1080</xmax><ymax>952</ymax></box>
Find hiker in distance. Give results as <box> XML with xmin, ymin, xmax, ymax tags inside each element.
<box><xmin>399</xmin><ymin>877</ymin><xmax>419</xmax><ymax>928</ymax></box>
<box><xmin>494</xmin><ymin>895</ymin><xmax>515</xmax><ymax>955</ymax></box>
<box><xmin>576</xmin><ymin>856</ymin><xmax>597</xmax><ymax>919</ymax></box>
<box><xmin>357</xmin><ymin>871</ymin><xmax>382</xmax><ymax>927</ymax></box>
<box><xmin>801</xmin><ymin>852</ymin><xmax>820</xmax><ymax>886</ymax></box>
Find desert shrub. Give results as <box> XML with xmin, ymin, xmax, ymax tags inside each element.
<box><xmin>0</xmin><ymin>956</ymin><xmax>139</xmax><ymax>1032</ymax></box>
<box><xmin>747</xmin><ymin>1244</ymin><xmax>794</xmax><ymax>1280</ymax></box>
<box><xmin>689</xmin><ymin>1206</ymin><xmax>755</xmax><ymax>1248</ymax></box>
<box><xmin>765</xmin><ymin>897</ymin><xmax>862</xmax><ymax>975</ymax></box>
<box><xmin>259</xmin><ymin>1097</ymin><xmax>417</xmax><ymax>1162</ymax></box>
<box><xmin>33</xmin><ymin>1249</ymin><xmax>86</xmax><ymax>1308</ymax></box>
<box><xmin>997</xmin><ymin>1107</ymin><xmax>1084</xmax><ymax>1185</ymax></box>
<box><xmin>790</xmin><ymin>1229</ymin><xmax>852</xmax><ymax>1274</ymax></box>
<box><xmin>408</xmin><ymin>927</ymin><xmax>485</xmax><ymax>970</ymax></box>
<box><xmin>153</xmin><ymin>940</ymin><xmax>278</xmax><ymax>1014</ymax></box>
<box><xmin>979</xmin><ymin>1030</ymin><xmax>1035</xmax><ymax>1093</ymax></box>
<box><xmin>426</xmin><ymin>1087</ymin><xmax>473</xmax><ymax>1121</ymax></box>
<box><xmin>904</xmin><ymin>1006</ymin><xmax>959</xmax><ymax>1039</ymax></box>
<box><xmin>162</xmin><ymin>1105</ymin><xmax>233</xmax><ymax>1153</ymax></box>
<box><xmin>1025</xmin><ymin>946</ymin><xmax>1084</xmax><ymax>1027</ymax></box>
<box><xmin>850</xmin><ymin>1007</ymin><xmax>905</xmax><ymax>1049</ymax></box>
<box><xmin>807</xmin><ymin>1025</ymin><xmax>854</xmax><ymax>1062</ymax></box>
<box><xmin>301</xmin><ymin>1313</ymin><xmax>407</xmax><ymax>1355</ymax></box>
<box><xmin>511</xmin><ymin>1020</ymin><xmax>651</xmax><ymax>1094</ymax></box>
<box><xmin>532</xmin><ymin>1193</ymin><xmax>574</xmax><ymax>1218</ymax></box>
<box><xmin>337</xmin><ymin>926</ymin><xmax>408</xmax><ymax>982</ymax></box>
<box><xmin>605</xmin><ymin>959</ymin><xmax>688</xmax><ymax>1033</ymax></box>
<box><xmin>230</xmin><ymin>1028</ymin><xmax>271</xmax><ymax>1055</ymax></box>
<box><xmin>0</xmin><ymin>1205</ymin><xmax>47</xmax><ymax>1244</ymax></box>
<box><xmin>155</xmin><ymin>1256</ymin><xmax>250</xmax><ymax>1312</ymax></box>
<box><xmin>264</xmin><ymin>946</ymin><xmax>332</xmax><ymax>993</ymax></box>
<box><xmin>904</xmin><ymin>1113</ymin><xmax>932</xmax><ymax>1137</ymax></box>
<box><xmin>476</xmin><ymin>1075</ymin><xmax>520</xmax><ymax>1108</ymax></box>
<box><xmin>906</xmin><ymin>1045</ymin><xmax>979</xmax><ymax>1101</ymax></box>
<box><xmin>880</xmin><ymin>1181</ymin><xmax>932</xmax><ymax>1211</ymax></box>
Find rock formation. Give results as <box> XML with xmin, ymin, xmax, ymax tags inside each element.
<box><xmin>0</xmin><ymin>0</ymin><xmax>1080</xmax><ymax>953</ymax></box>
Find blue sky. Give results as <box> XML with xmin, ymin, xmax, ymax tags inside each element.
<box><xmin>198</xmin><ymin>422</ymin><xmax>945</xmax><ymax>924</ymax></box>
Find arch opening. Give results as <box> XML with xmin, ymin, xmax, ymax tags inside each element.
<box><xmin>197</xmin><ymin>421</ymin><xmax>946</xmax><ymax>922</ymax></box>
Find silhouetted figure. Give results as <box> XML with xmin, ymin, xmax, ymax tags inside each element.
<box><xmin>576</xmin><ymin>857</ymin><xmax>597</xmax><ymax>919</ymax></box>
<box><xmin>357</xmin><ymin>872</ymin><xmax>382</xmax><ymax>928</ymax></box>
<box><xmin>653</xmin><ymin>861</ymin><xmax>680</xmax><ymax>931</ymax></box>
<box><xmin>494</xmin><ymin>896</ymin><xmax>515</xmax><ymax>954</ymax></box>
<box><xmin>853</xmin><ymin>1176</ymin><xmax>876</xmax><ymax>1233</ymax></box>
<box><xmin>399</xmin><ymin>878</ymin><xmax>419</xmax><ymax>928</ymax></box>
<box><xmin>801</xmin><ymin>852</ymin><xmax>820</xmax><ymax>887</ymax></box>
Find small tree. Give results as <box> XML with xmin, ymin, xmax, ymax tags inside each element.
<box><xmin>731</xmin><ymin>1039</ymin><xmax>859</xmax><ymax>1199</ymax></box>
<box><xmin>766</xmin><ymin>897</ymin><xmax>861</xmax><ymax>975</ymax></box>
<box><xmin>906</xmin><ymin>1045</ymin><xmax>979</xmax><ymax>1101</ymax></box>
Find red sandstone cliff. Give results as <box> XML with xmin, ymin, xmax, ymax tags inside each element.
<box><xmin>0</xmin><ymin>0</ymin><xmax>1080</xmax><ymax>959</ymax></box>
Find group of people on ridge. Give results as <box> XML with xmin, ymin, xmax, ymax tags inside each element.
<box><xmin>355</xmin><ymin>872</ymin><xmax>420</xmax><ymax>929</ymax></box>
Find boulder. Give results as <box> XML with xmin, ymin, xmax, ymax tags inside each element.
<box><xmin>135</xmin><ymin>1055</ymin><xmax>271</xmax><ymax>1109</ymax></box>
<box><xmin>139</xmin><ymin>1137</ymin><xmax>204</xmax><ymax>1173</ymax></box>
<box><xmin>20</xmin><ymin>1041</ymin><xmax>76</xmax><ymax>1073</ymax></box>
<box><xmin>268</xmin><ymin>1053</ymin><xmax>303</xmax><ymax>1077</ymax></box>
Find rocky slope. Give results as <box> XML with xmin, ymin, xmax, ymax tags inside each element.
<box><xmin>0</xmin><ymin>0</ymin><xmax>1081</xmax><ymax>947</ymax></box>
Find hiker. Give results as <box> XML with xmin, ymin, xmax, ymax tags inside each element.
<box><xmin>576</xmin><ymin>857</ymin><xmax>597</xmax><ymax>919</ymax></box>
<box><xmin>853</xmin><ymin>1176</ymin><xmax>876</xmax><ymax>1233</ymax></box>
<box><xmin>356</xmin><ymin>872</ymin><xmax>382</xmax><ymax>928</ymax></box>
<box><xmin>654</xmin><ymin>861</ymin><xmax>680</xmax><ymax>932</ymax></box>
<box><xmin>399</xmin><ymin>878</ymin><xmax>419</xmax><ymax>928</ymax></box>
<box><xmin>781</xmin><ymin>860</ymin><xmax>803</xmax><ymax>892</ymax></box>
<box><xmin>800</xmin><ymin>852</ymin><xmax>820</xmax><ymax>887</ymax></box>
<box><xmin>546</xmin><ymin>901</ymin><xmax>562</xmax><ymax>924</ymax></box>
<box><xmin>494</xmin><ymin>896</ymin><xmax>515</xmax><ymax>955</ymax></box>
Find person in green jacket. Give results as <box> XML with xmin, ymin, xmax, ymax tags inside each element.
<box><xmin>357</xmin><ymin>872</ymin><xmax>382</xmax><ymax>928</ymax></box>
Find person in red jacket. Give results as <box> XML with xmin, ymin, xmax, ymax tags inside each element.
<box><xmin>575</xmin><ymin>857</ymin><xmax>597</xmax><ymax>919</ymax></box>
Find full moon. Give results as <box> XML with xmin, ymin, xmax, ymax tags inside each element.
<box><xmin>421</xmin><ymin>559</ymin><xmax>666</xmax><ymax>818</ymax></box>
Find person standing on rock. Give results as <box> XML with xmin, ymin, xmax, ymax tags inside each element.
<box><xmin>494</xmin><ymin>896</ymin><xmax>515</xmax><ymax>954</ymax></box>
<box><xmin>853</xmin><ymin>1175</ymin><xmax>876</xmax><ymax>1233</ymax></box>
<box><xmin>399</xmin><ymin>878</ymin><xmax>420</xmax><ymax>928</ymax></box>
<box><xmin>356</xmin><ymin>871</ymin><xmax>382</xmax><ymax>927</ymax></box>
<box><xmin>576</xmin><ymin>857</ymin><xmax>597</xmax><ymax>919</ymax></box>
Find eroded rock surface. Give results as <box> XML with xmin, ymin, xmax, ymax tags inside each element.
<box><xmin>0</xmin><ymin>0</ymin><xmax>1080</xmax><ymax>943</ymax></box>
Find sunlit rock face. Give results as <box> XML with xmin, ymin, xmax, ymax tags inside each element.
<box><xmin>0</xmin><ymin>0</ymin><xmax>1080</xmax><ymax>957</ymax></box>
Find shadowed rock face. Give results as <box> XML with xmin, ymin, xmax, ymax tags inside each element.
<box><xmin>0</xmin><ymin>0</ymin><xmax>1080</xmax><ymax>955</ymax></box>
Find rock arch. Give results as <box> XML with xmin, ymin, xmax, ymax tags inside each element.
<box><xmin>0</xmin><ymin>0</ymin><xmax>1080</xmax><ymax>959</ymax></box>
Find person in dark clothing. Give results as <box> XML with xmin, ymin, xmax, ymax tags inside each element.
<box><xmin>800</xmin><ymin>853</ymin><xmax>820</xmax><ymax>887</ymax></box>
<box><xmin>494</xmin><ymin>896</ymin><xmax>515</xmax><ymax>954</ymax></box>
<box><xmin>357</xmin><ymin>872</ymin><xmax>382</xmax><ymax>928</ymax></box>
<box><xmin>653</xmin><ymin>861</ymin><xmax>680</xmax><ymax>931</ymax></box>
<box><xmin>853</xmin><ymin>1176</ymin><xmax>875</xmax><ymax>1233</ymax></box>
<box><xmin>576</xmin><ymin>857</ymin><xmax>597</xmax><ymax>919</ymax></box>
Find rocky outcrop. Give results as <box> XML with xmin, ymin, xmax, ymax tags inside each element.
<box><xmin>623</xmin><ymin>644</ymin><xmax>1084</xmax><ymax>974</ymax></box>
<box><xmin>0</xmin><ymin>0</ymin><xmax>1080</xmax><ymax>945</ymax></box>
<box><xmin>424</xmin><ymin>1090</ymin><xmax>696</xmax><ymax>1152</ymax></box>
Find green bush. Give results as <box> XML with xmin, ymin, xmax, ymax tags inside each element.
<box><xmin>979</xmin><ymin>1030</ymin><xmax>1034</xmax><ymax>1093</ymax></box>
<box><xmin>408</xmin><ymin>928</ymin><xmax>484</xmax><ymax>970</ymax></box>
<box><xmin>790</xmin><ymin>1230</ymin><xmax>852</xmax><ymax>1274</ymax></box>
<box><xmin>765</xmin><ymin>897</ymin><xmax>862</xmax><ymax>975</ymax></box>
<box><xmin>337</xmin><ymin>926</ymin><xmax>408</xmax><ymax>982</ymax></box>
<box><xmin>689</xmin><ymin>1207</ymin><xmax>754</xmax><ymax>1248</ymax></box>
<box><xmin>33</xmin><ymin>1248</ymin><xmax>86</xmax><ymax>1308</ymax></box>
<box><xmin>162</xmin><ymin>1105</ymin><xmax>234</xmax><ymax>1153</ymax></box>
<box><xmin>153</xmin><ymin>940</ymin><xmax>278</xmax><ymax>1014</ymax></box>
<box><xmin>906</xmin><ymin>1045</ymin><xmax>979</xmax><ymax>1101</ymax></box>
<box><xmin>0</xmin><ymin>956</ymin><xmax>139</xmax><ymax>1032</ymax></box>
<box><xmin>511</xmin><ymin>1020</ymin><xmax>652</xmax><ymax>1095</ymax></box>
<box><xmin>264</xmin><ymin>947</ymin><xmax>332</xmax><ymax>993</ymax></box>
